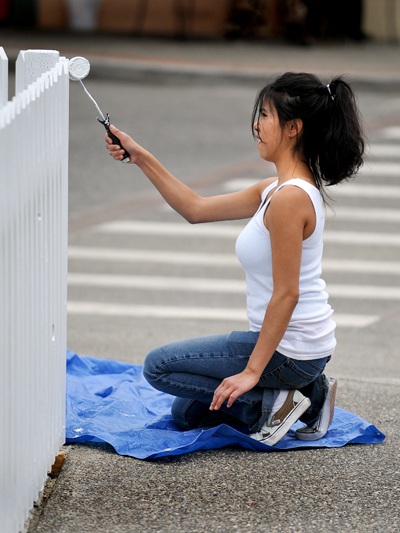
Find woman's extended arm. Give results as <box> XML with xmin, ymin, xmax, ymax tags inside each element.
<box><xmin>210</xmin><ymin>186</ymin><xmax>313</xmax><ymax>409</ymax></box>
<box><xmin>106</xmin><ymin>125</ymin><xmax>273</xmax><ymax>224</ymax></box>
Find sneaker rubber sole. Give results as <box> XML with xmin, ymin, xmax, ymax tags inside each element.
<box><xmin>295</xmin><ymin>377</ymin><xmax>337</xmax><ymax>441</ymax></box>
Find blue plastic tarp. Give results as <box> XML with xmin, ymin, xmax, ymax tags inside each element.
<box><xmin>66</xmin><ymin>350</ymin><xmax>385</xmax><ymax>460</ymax></box>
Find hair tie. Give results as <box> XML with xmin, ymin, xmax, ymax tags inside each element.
<box><xmin>326</xmin><ymin>83</ymin><xmax>335</xmax><ymax>101</ymax></box>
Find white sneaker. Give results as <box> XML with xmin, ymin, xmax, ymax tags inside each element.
<box><xmin>295</xmin><ymin>377</ymin><xmax>337</xmax><ymax>441</ymax></box>
<box><xmin>250</xmin><ymin>390</ymin><xmax>311</xmax><ymax>446</ymax></box>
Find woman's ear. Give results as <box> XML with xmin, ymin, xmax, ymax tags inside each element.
<box><xmin>287</xmin><ymin>118</ymin><xmax>303</xmax><ymax>138</ymax></box>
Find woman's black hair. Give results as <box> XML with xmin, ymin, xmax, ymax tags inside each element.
<box><xmin>252</xmin><ymin>72</ymin><xmax>365</xmax><ymax>189</ymax></box>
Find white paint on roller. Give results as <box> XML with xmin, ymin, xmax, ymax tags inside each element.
<box><xmin>68</xmin><ymin>56</ymin><xmax>90</xmax><ymax>81</ymax></box>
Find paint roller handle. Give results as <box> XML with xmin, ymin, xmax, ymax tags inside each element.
<box><xmin>105</xmin><ymin>126</ymin><xmax>130</xmax><ymax>163</ymax></box>
<box><xmin>98</xmin><ymin>115</ymin><xmax>130</xmax><ymax>163</ymax></box>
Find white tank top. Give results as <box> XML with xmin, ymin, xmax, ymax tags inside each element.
<box><xmin>235</xmin><ymin>178</ymin><xmax>336</xmax><ymax>360</ymax></box>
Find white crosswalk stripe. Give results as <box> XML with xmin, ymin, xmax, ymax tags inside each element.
<box><xmin>367</xmin><ymin>144</ymin><xmax>400</xmax><ymax>158</ymax></box>
<box><xmin>222</xmin><ymin>179</ymin><xmax>400</xmax><ymax>198</ymax></box>
<box><xmin>68</xmin><ymin>246</ymin><xmax>240</xmax><ymax>266</ymax></box>
<box><xmin>95</xmin><ymin>220</ymin><xmax>400</xmax><ymax>247</ymax></box>
<box><xmin>68</xmin><ymin>247</ymin><xmax>400</xmax><ymax>274</ymax></box>
<box><xmin>68</xmin><ymin>272</ymin><xmax>400</xmax><ymax>301</ymax></box>
<box><xmin>68</xmin><ymin>130</ymin><xmax>400</xmax><ymax>330</ymax></box>
<box><xmin>67</xmin><ymin>302</ymin><xmax>378</xmax><ymax>328</ymax></box>
<box><xmin>327</xmin><ymin>207</ymin><xmax>400</xmax><ymax>223</ymax></box>
<box><xmin>360</xmin><ymin>162</ymin><xmax>400</xmax><ymax>176</ymax></box>
<box><xmin>378</xmin><ymin>126</ymin><xmax>400</xmax><ymax>140</ymax></box>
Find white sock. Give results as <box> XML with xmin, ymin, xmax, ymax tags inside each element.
<box><xmin>271</xmin><ymin>390</ymin><xmax>289</xmax><ymax>415</ymax></box>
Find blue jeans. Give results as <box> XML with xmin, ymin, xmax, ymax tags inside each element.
<box><xmin>143</xmin><ymin>331</ymin><xmax>330</xmax><ymax>433</ymax></box>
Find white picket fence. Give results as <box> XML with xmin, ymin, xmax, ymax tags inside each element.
<box><xmin>0</xmin><ymin>49</ymin><xmax>69</xmax><ymax>533</ymax></box>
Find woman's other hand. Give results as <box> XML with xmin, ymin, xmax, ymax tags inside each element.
<box><xmin>210</xmin><ymin>369</ymin><xmax>260</xmax><ymax>410</ymax></box>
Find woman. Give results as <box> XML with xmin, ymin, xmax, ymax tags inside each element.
<box><xmin>105</xmin><ymin>72</ymin><xmax>364</xmax><ymax>446</ymax></box>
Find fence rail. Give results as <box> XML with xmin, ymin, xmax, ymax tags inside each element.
<box><xmin>0</xmin><ymin>49</ymin><xmax>69</xmax><ymax>533</ymax></box>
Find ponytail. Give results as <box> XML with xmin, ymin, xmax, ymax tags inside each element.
<box><xmin>252</xmin><ymin>73</ymin><xmax>365</xmax><ymax>189</ymax></box>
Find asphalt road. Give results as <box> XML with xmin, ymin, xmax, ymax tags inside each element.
<box><xmin>32</xmin><ymin>74</ymin><xmax>400</xmax><ymax>532</ymax></box>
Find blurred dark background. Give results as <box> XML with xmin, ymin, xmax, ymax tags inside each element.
<box><xmin>1</xmin><ymin>0</ymin><xmax>399</xmax><ymax>44</ymax></box>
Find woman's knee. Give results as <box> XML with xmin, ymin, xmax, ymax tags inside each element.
<box><xmin>143</xmin><ymin>346</ymin><xmax>165</xmax><ymax>385</ymax></box>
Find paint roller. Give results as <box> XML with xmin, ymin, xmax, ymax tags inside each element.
<box><xmin>68</xmin><ymin>56</ymin><xmax>130</xmax><ymax>163</ymax></box>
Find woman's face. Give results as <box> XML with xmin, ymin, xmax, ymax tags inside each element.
<box><xmin>254</xmin><ymin>101</ymin><xmax>286</xmax><ymax>163</ymax></box>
